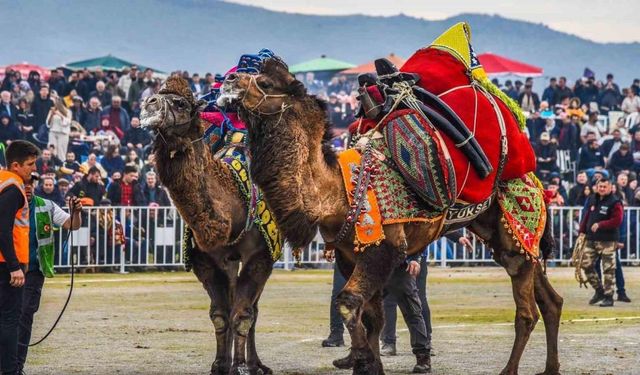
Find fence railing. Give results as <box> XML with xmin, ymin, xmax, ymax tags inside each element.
<box><xmin>53</xmin><ymin>206</ymin><xmax>640</xmax><ymax>271</ymax></box>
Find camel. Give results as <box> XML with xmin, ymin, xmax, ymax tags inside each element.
<box><xmin>140</xmin><ymin>76</ymin><xmax>275</xmax><ymax>375</ymax></box>
<box><xmin>221</xmin><ymin>57</ymin><xmax>564</xmax><ymax>375</ymax></box>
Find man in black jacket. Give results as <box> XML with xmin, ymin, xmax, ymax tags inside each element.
<box><xmin>578</xmin><ymin>178</ymin><xmax>624</xmax><ymax>307</ymax></box>
<box><xmin>67</xmin><ymin>166</ymin><xmax>105</xmax><ymax>206</ymax></box>
<box><xmin>577</xmin><ymin>139</ymin><xmax>605</xmax><ymax>171</ymax></box>
<box><xmin>535</xmin><ymin>132</ymin><xmax>558</xmax><ymax>181</ymax></box>
<box><xmin>122</xmin><ymin>117</ymin><xmax>151</xmax><ymax>151</ymax></box>
<box><xmin>30</xmin><ymin>85</ymin><xmax>53</xmax><ymax>135</ymax></box>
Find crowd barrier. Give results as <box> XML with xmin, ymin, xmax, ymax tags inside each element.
<box><xmin>53</xmin><ymin>206</ymin><xmax>640</xmax><ymax>272</ymax></box>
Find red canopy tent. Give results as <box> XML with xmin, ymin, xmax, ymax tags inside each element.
<box><xmin>0</xmin><ymin>62</ymin><xmax>51</xmax><ymax>81</ymax></box>
<box><xmin>341</xmin><ymin>53</ymin><xmax>405</xmax><ymax>75</ymax></box>
<box><xmin>477</xmin><ymin>53</ymin><xmax>542</xmax><ymax>77</ymax></box>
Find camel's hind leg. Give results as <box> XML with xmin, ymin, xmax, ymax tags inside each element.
<box><xmin>534</xmin><ymin>264</ymin><xmax>563</xmax><ymax>375</ymax></box>
<box><xmin>336</xmin><ymin>244</ymin><xmax>401</xmax><ymax>375</ymax></box>
<box><xmin>230</xmin><ymin>249</ymin><xmax>273</xmax><ymax>375</ymax></box>
<box><xmin>497</xmin><ymin>251</ymin><xmax>539</xmax><ymax>375</ymax></box>
<box><xmin>191</xmin><ymin>253</ymin><xmax>234</xmax><ymax>375</ymax></box>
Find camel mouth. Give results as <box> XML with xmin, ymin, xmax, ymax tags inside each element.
<box><xmin>217</xmin><ymin>84</ymin><xmax>243</xmax><ymax>107</ymax></box>
<box><xmin>139</xmin><ymin>107</ymin><xmax>164</xmax><ymax>129</ymax></box>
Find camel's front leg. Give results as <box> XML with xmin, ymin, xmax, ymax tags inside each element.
<box><xmin>192</xmin><ymin>254</ymin><xmax>234</xmax><ymax>375</ymax></box>
<box><xmin>230</xmin><ymin>250</ymin><xmax>273</xmax><ymax>375</ymax></box>
<box><xmin>336</xmin><ymin>244</ymin><xmax>401</xmax><ymax>375</ymax></box>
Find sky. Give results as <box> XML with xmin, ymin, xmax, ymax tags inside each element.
<box><xmin>225</xmin><ymin>0</ymin><xmax>639</xmax><ymax>43</ymax></box>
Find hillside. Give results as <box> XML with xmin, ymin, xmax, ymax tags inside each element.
<box><xmin>1</xmin><ymin>0</ymin><xmax>638</xmax><ymax>85</ymax></box>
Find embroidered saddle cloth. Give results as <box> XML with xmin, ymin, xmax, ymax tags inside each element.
<box><xmin>338</xmin><ymin>135</ymin><xmax>441</xmax><ymax>251</ymax></box>
<box><xmin>182</xmin><ymin>131</ymin><xmax>283</xmax><ymax>268</ymax></box>
<box><xmin>217</xmin><ymin>132</ymin><xmax>283</xmax><ymax>261</ymax></box>
<box><xmin>497</xmin><ymin>173</ymin><xmax>547</xmax><ymax>259</ymax></box>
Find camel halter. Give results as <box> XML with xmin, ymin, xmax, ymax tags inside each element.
<box><xmin>241</xmin><ymin>74</ymin><xmax>292</xmax><ymax>117</ymax></box>
<box><xmin>153</xmin><ymin>95</ymin><xmax>204</xmax><ymax>149</ymax></box>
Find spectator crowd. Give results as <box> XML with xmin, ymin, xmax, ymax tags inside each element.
<box><xmin>1</xmin><ymin>66</ymin><xmax>640</xmax><ymax>232</ymax></box>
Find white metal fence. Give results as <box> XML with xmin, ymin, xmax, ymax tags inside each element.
<box><xmin>53</xmin><ymin>206</ymin><xmax>640</xmax><ymax>271</ymax></box>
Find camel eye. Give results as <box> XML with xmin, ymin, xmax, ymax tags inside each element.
<box><xmin>258</xmin><ymin>80</ymin><xmax>273</xmax><ymax>90</ymax></box>
<box><xmin>174</xmin><ymin>98</ymin><xmax>187</xmax><ymax>109</ymax></box>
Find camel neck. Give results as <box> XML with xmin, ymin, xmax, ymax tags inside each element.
<box><xmin>243</xmin><ymin>100</ymin><xmax>347</xmax><ymax>247</ymax></box>
<box><xmin>153</xmin><ymin>131</ymin><xmax>242</xmax><ymax>249</ymax></box>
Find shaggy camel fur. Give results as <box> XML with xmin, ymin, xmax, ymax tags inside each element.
<box><xmin>222</xmin><ymin>58</ymin><xmax>563</xmax><ymax>375</ymax></box>
<box><xmin>140</xmin><ymin>76</ymin><xmax>274</xmax><ymax>375</ymax></box>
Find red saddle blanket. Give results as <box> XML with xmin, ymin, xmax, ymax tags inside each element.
<box><xmin>401</xmin><ymin>48</ymin><xmax>536</xmax><ymax>203</ymax></box>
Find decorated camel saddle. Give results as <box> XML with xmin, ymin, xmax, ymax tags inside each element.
<box><xmin>342</xmin><ymin>22</ymin><xmax>546</xmax><ymax>258</ymax></box>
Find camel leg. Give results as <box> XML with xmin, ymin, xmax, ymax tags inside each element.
<box><xmin>192</xmin><ymin>255</ymin><xmax>233</xmax><ymax>375</ymax></box>
<box><xmin>336</xmin><ymin>244</ymin><xmax>401</xmax><ymax>375</ymax></box>
<box><xmin>230</xmin><ymin>253</ymin><xmax>273</xmax><ymax>375</ymax></box>
<box><xmin>498</xmin><ymin>251</ymin><xmax>539</xmax><ymax>375</ymax></box>
<box><xmin>534</xmin><ymin>264</ymin><xmax>563</xmax><ymax>375</ymax></box>
<box><xmin>361</xmin><ymin>291</ymin><xmax>385</xmax><ymax>374</ymax></box>
<box><xmin>246</xmin><ymin>301</ymin><xmax>273</xmax><ymax>374</ymax></box>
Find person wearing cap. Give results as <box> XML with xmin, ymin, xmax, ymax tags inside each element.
<box><xmin>535</xmin><ymin>132</ymin><xmax>558</xmax><ymax>181</ymax></box>
<box><xmin>69</xmin><ymin>95</ymin><xmax>88</xmax><ymax>126</ymax></box>
<box><xmin>56</xmin><ymin>178</ymin><xmax>70</xmax><ymax>198</ymax></box>
<box><xmin>16</xmin><ymin>175</ymin><xmax>82</xmax><ymax>373</ymax></box>
<box><xmin>0</xmin><ymin>140</ymin><xmax>39</xmax><ymax>375</ymax></box>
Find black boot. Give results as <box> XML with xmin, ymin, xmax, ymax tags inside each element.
<box><xmin>617</xmin><ymin>292</ymin><xmax>632</xmax><ymax>303</ymax></box>
<box><xmin>589</xmin><ymin>289</ymin><xmax>606</xmax><ymax>305</ymax></box>
<box><xmin>599</xmin><ymin>295</ymin><xmax>614</xmax><ymax>307</ymax></box>
<box><xmin>412</xmin><ymin>351</ymin><xmax>432</xmax><ymax>373</ymax></box>
<box><xmin>332</xmin><ymin>353</ymin><xmax>354</xmax><ymax>369</ymax></box>
<box><xmin>321</xmin><ymin>331</ymin><xmax>344</xmax><ymax>347</ymax></box>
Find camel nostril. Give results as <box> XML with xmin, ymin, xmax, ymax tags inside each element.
<box><xmin>226</xmin><ymin>73</ymin><xmax>238</xmax><ymax>82</ymax></box>
<box><xmin>148</xmin><ymin>97</ymin><xmax>157</xmax><ymax>105</ymax></box>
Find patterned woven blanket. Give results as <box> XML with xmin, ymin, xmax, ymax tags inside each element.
<box><xmin>182</xmin><ymin>131</ymin><xmax>283</xmax><ymax>268</ymax></box>
<box><xmin>497</xmin><ymin>173</ymin><xmax>547</xmax><ymax>259</ymax></box>
<box><xmin>337</xmin><ymin>135</ymin><xmax>441</xmax><ymax>251</ymax></box>
<box><xmin>218</xmin><ymin>132</ymin><xmax>283</xmax><ymax>261</ymax></box>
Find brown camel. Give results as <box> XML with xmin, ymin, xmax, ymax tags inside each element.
<box><xmin>221</xmin><ymin>57</ymin><xmax>564</xmax><ymax>375</ymax></box>
<box><xmin>140</xmin><ymin>76</ymin><xmax>275</xmax><ymax>375</ymax></box>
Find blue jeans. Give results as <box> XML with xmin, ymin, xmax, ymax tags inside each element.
<box><xmin>328</xmin><ymin>264</ymin><xmax>346</xmax><ymax>335</ymax></box>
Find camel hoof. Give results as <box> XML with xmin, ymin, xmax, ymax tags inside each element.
<box><xmin>535</xmin><ymin>371</ymin><xmax>560</xmax><ymax>375</ymax></box>
<box><xmin>231</xmin><ymin>364</ymin><xmax>251</xmax><ymax>375</ymax></box>
<box><xmin>352</xmin><ymin>359</ymin><xmax>384</xmax><ymax>375</ymax></box>
<box><xmin>211</xmin><ymin>360</ymin><xmax>230</xmax><ymax>375</ymax></box>
<box><xmin>258</xmin><ymin>363</ymin><xmax>273</xmax><ymax>374</ymax></box>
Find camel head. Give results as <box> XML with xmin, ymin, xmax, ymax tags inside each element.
<box><xmin>140</xmin><ymin>76</ymin><xmax>206</xmax><ymax>137</ymax></box>
<box><xmin>219</xmin><ymin>57</ymin><xmax>306</xmax><ymax>118</ymax></box>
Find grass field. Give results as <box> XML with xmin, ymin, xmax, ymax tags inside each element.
<box><xmin>26</xmin><ymin>266</ymin><xmax>640</xmax><ymax>374</ymax></box>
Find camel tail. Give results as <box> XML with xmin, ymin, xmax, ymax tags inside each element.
<box><xmin>540</xmin><ymin>208</ymin><xmax>555</xmax><ymax>262</ymax></box>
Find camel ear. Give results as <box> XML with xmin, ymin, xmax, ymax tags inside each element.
<box><xmin>287</xmin><ymin>80</ymin><xmax>306</xmax><ymax>97</ymax></box>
